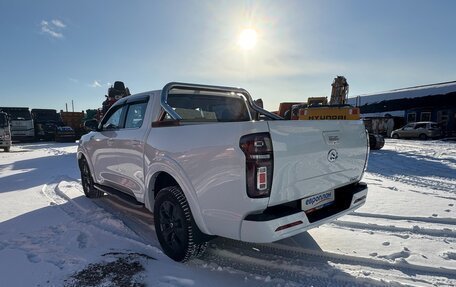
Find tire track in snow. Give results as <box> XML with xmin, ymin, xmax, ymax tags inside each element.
<box><xmin>329</xmin><ymin>220</ymin><xmax>456</xmax><ymax>239</ymax></box>
<box><xmin>49</xmin><ymin>177</ymin><xmax>164</xmax><ymax>257</ymax></box>
<box><xmin>257</xmin><ymin>242</ymin><xmax>456</xmax><ymax>279</ymax></box>
<box><xmin>351</xmin><ymin>212</ymin><xmax>456</xmax><ymax>226</ymax></box>
<box><xmin>40</xmin><ymin>176</ymin><xmax>153</xmax><ymax>247</ymax></box>
<box><xmin>201</xmin><ymin>245</ymin><xmax>391</xmax><ymax>287</ymax></box>
<box><xmin>203</xmin><ymin>239</ymin><xmax>456</xmax><ymax>286</ymax></box>
<box><xmin>407</xmin><ymin>189</ymin><xmax>456</xmax><ymax>201</ymax></box>
<box><xmin>367</xmin><ymin>172</ymin><xmax>456</xmax><ymax>193</ymax></box>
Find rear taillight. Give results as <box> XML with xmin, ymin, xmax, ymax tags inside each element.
<box><xmin>240</xmin><ymin>133</ymin><xmax>273</xmax><ymax>198</ymax></box>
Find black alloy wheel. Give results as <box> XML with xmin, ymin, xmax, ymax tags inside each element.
<box><xmin>154</xmin><ymin>186</ymin><xmax>208</xmax><ymax>262</ymax></box>
<box><xmin>159</xmin><ymin>200</ymin><xmax>186</xmax><ymax>252</ymax></box>
<box><xmin>80</xmin><ymin>158</ymin><xmax>103</xmax><ymax>198</ymax></box>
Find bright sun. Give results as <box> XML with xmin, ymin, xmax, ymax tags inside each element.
<box><xmin>238</xmin><ymin>28</ymin><xmax>257</xmax><ymax>50</ymax></box>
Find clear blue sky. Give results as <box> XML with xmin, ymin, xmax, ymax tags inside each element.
<box><xmin>1</xmin><ymin>0</ymin><xmax>455</xmax><ymax>112</ymax></box>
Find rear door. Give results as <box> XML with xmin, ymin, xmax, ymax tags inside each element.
<box><xmin>267</xmin><ymin>120</ymin><xmax>368</xmax><ymax>206</ymax></box>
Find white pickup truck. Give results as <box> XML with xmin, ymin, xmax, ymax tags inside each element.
<box><xmin>77</xmin><ymin>82</ymin><xmax>369</xmax><ymax>262</ymax></box>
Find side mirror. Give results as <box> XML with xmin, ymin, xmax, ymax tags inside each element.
<box><xmin>84</xmin><ymin>119</ymin><xmax>99</xmax><ymax>131</ymax></box>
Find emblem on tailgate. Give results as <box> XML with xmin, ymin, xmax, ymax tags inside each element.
<box><xmin>323</xmin><ymin>132</ymin><xmax>340</xmax><ymax>145</ymax></box>
<box><xmin>327</xmin><ymin>149</ymin><xmax>338</xmax><ymax>162</ymax></box>
<box><xmin>328</xmin><ymin>135</ymin><xmax>339</xmax><ymax>144</ymax></box>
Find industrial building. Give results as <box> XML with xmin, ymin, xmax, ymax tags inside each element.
<box><xmin>348</xmin><ymin>81</ymin><xmax>456</xmax><ymax>137</ymax></box>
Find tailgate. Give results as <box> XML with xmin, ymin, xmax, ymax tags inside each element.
<box><xmin>267</xmin><ymin>120</ymin><xmax>368</xmax><ymax>206</ymax></box>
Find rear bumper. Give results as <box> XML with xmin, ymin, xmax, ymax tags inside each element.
<box><xmin>240</xmin><ymin>182</ymin><xmax>368</xmax><ymax>243</ymax></box>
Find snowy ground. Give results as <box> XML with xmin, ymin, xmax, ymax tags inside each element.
<box><xmin>0</xmin><ymin>139</ymin><xmax>455</xmax><ymax>286</ymax></box>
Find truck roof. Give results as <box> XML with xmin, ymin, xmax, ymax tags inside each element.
<box><xmin>31</xmin><ymin>109</ymin><xmax>57</xmax><ymax>112</ymax></box>
<box><xmin>0</xmin><ymin>107</ymin><xmax>30</xmax><ymax>110</ymax></box>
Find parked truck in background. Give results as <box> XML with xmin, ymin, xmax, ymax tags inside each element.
<box><xmin>60</xmin><ymin>111</ymin><xmax>85</xmax><ymax>140</ymax></box>
<box><xmin>31</xmin><ymin>109</ymin><xmax>60</xmax><ymax>141</ymax></box>
<box><xmin>0</xmin><ymin>112</ymin><xmax>12</xmax><ymax>152</ymax></box>
<box><xmin>0</xmin><ymin>107</ymin><xmax>35</xmax><ymax>142</ymax></box>
<box><xmin>78</xmin><ymin>82</ymin><xmax>369</xmax><ymax>262</ymax></box>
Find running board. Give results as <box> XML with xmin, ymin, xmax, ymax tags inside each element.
<box><xmin>94</xmin><ymin>184</ymin><xmax>144</xmax><ymax>207</ymax></box>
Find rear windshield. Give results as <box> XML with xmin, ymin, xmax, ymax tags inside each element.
<box><xmin>167</xmin><ymin>93</ymin><xmax>251</xmax><ymax>122</ymax></box>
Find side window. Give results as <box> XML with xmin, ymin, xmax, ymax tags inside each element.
<box><xmin>125</xmin><ymin>102</ymin><xmax>148</xmax><ymax>129</ymax></box>
<box><xmin>403</xmin><ymin>124</ymin><xmax>414</xmax><ymax>130</ymax></box>
<box><xmin>102</xmin><ymin>105</ymin><xmax>126</xmax><ymax>130</ymax></box>
<box><xmin>415</xmin><ymin>123</ymin><xmax>426</xmax><ymax>129</ymax></box>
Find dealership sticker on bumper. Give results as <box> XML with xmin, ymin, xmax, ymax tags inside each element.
<box><xmin>302</xmin><ymin>190</ymin><xmax>335</xmax><ymax>213</ymax></box>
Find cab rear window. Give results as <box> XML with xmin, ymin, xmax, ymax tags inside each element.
<box><xmin>167</xmin><ymin>93</ymin><xmax>251</xmax><ymax>122</ymax></box>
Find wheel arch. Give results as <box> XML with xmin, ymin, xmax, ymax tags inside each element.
<box><xmin>77</xmin><ymin>150</ymin><xmax>96</xmax><ymax>181</ymax></box>
<box><xmin>145</xmin><ymin>165</ymin><xmax>210</xmax><ymax>235</ymax></box>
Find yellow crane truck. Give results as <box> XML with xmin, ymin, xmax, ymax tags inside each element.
<box><xmin>282</xmin><ymin>76</ymin><xmax>384</xmax><ymax>150</ymax></box>
<box><xmin>298</xmin><ymin>76</ymin><xmax>360</xmax><ymax>121</ymax></box>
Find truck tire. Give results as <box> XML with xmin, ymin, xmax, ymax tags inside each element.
<box><xmin>392</xmin><ymin>134</ymin><xmax>399</xmax><ymax>139</ymax></box>
<box><xmin>369</xmin><ymin>134</ymin><xmax>377</xmax><ymax>149</ymax></box>
<box><xmin>369</xmin><ymin>134</ymin><xmax>385</xmax><ymax>150</ymax></box>
<box><xmin>419</xmin><ymin>134</ymin><xmax>428</xmax><ymax>140</ymax></box>
<box><xmin>80</xmin><ymin>158</ymin><xmax>103</xmax><ymax>198</ymax></box>
<box><xmin>4</xmin><ymin>147</ymin><xmax>10</xmax><ymax>152</ymax></box>
<box><xmin>154</xmin><ymin>186</ymin><xmax>208</xmax><ymax>262</ymax></box>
